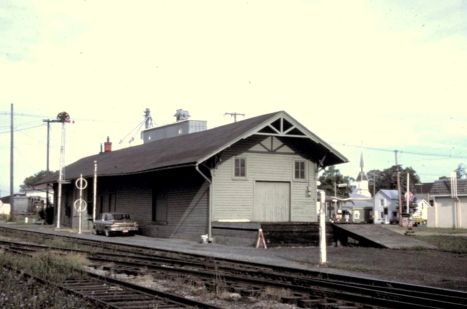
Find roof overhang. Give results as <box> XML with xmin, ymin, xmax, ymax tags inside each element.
<box><xmin>197</xmin><ymin>111</ymin><xmax>347</xmax><ymax>167</ymax></box>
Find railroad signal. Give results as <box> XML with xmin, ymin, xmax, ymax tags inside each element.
<box><xmin>74</xmin><ymin>174</ymin><xmax>88</xmax><ymax>234</ymax></box>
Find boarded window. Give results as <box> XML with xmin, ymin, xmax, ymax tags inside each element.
<box><xmin>234</xmin><ymin>158</ymin><xmax>246</xmax><ymax>177</ymax></box>
<box><xmin>64</xmin><ymin>191</ymin><xmax>71</xmax><ymax>217</ymax></box>
<box><xmin>294</xmin><ymin>161</ymin><xmax>306</xmax><ymax>179</ymax></box>
<box><xmin>107</xmin><ymin>193</ymin><xmax>117</xmax><ymax>212</ymax></box>
<box><xmin>153</xmin><ymin>189</ymin><xmax>168</xmax><ymax>224</ymax></box>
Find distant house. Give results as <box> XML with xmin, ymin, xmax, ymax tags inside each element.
<box><xmin>373</xmin><ymin>190</ymin><xmax>399</xmax><ymax>224</ymax></box>
<box><xmin>50</xmin><ymin>111</ymin><xmax>347</xmax><ymax>240</ymax></box>
<box><xmin>428</xmin><ymin>178</ymin><xmax>467</xmax><ymax>228</ymax></box>
<box><xmin>411</xmin><ymin>199</ymin><xmax>431</xmax><ymax>225</ymax></box>
<box><xmin>338</xmin><ymin>153</ymin><xmax>373</xmax><ymax>223</ymax></box>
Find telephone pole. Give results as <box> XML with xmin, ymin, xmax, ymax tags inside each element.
<box><xmin>55</xmin><ymin>112</ymin><xmax>71</xmax><ymax>229</ymax></box>
<box><xmin>10</xmin><ymin>103</ymin><xmax>14</xmax><ymax>218</ymax></box>
<box><xmin>395</xmin><ymin>150</ymin><xmax>402</xmax><ymax>226</ymax></box>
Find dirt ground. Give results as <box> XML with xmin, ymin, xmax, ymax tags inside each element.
<box><xmin>269</xmin><ymin>226</ymin><xmax>467</xmax><ymax>291</ymax></box>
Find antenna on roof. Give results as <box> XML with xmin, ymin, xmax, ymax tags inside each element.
<box><xmin>118</xmin><ymin>108</ymin><xmax>153</xmax><ymax>145</ymax></box>
<box><xmin>225</xmin><ymin>112</ymin><xmax>245</xmax><ymax>122</ymax></box>
<box><xmin>144</xmin><ymin>108</ymin><xmax>153</xmax><ymax>129</ymax></box>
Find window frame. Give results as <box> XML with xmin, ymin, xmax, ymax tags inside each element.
<box><xmin>293</xmin><ymin>160</ymin><xmax>307</xmax><ymax>181</ymax></box>
<box><xmin>233</xmin><ymin>157</ymin><xmax>247</xmax><ymax>179</ymax></box>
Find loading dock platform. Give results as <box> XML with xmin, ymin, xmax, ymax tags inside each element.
<box><xmin>333</xmin><ymin>224</ymin><xmax>436</xmax><ymax>249</ymax></box>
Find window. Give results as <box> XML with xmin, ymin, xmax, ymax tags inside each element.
<box><xmin>234</xmin><ymin>158</ymin><xmax>246</xmax><ymax>177</ymax></box>
<box><xmin>294</xmin><ymin>161</ymin><xmax>306</xmax><ymax>180</ymax></box>
<box><xmin>380</xmin><ymin>199</ymin><xmax>385</xmax><ymax>207</ymax></box>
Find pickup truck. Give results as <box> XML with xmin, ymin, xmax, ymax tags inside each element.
<box><xmin>93</xmin><ymin>212</ymin><xmax>139</xmax><ymax>237</ymax></box>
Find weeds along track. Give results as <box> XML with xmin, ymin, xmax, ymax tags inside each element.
<box><xmin>1</xmin><ymin>263</ymin><xmax>217</xmax><ymax>309</ymax></box>
<box><xmin>1</xmin><ymin>226</ymin><xmax>467</xmax><ymax>308</ymax></box>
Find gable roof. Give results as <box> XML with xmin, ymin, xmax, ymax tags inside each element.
<box><xmin>414</xmin><ymin>182</ymin><xmax>433</xmax><ymax>194</ymax></box>
<box><xmin>377</xmin><ymin>189</ymin><xmax>399</xmax><ymax>200</ymax></box>
<box><xmin>430</xmin><ymin>179</ymin><xmax>467</xmax><ymax>196</ymax></box>
<box><xmin>58</xmin><ymin>111</ymin><xmax>347</xmax><ymax>181</ymax></box>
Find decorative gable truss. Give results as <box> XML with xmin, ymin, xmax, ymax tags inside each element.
<box><xmin>249</xmin><ymin>136</ymin><xmax>294</xmax><ymax>154</ymax></box>
<box><xmin>256</xmin><ymin>117</ymin><xmax>307</xmax><ymax>138</ymax></box>
<box><xmin>198</xmin><ymin>111</ymin><xmax>347</xmax><ymax>170</ymax></box>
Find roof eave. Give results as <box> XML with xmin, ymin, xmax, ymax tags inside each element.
<box><xmin>196</xmin><ymin>111</ymin><xmax>348</xmax><ymax>166</ymax></box>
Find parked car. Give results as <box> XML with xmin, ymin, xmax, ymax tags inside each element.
<box><xmin>93</xmin><ymin>212</ymin><xmax>139</xmax><ymax>237</ymax></box>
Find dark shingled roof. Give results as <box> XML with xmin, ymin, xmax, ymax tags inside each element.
<box><xmin>430</xmin><ymin>179</ymin><xmax>467</xmax><ymax>196</ymax></box>
<box><xmin>414</xmin><ymin>182</ymin><xmax>433</xmax><ymax>194</ymax></box>
<box><xmin>56</xmin><ymin>111</ymin><xmax>346</xmax><ymax>181</ymax></box>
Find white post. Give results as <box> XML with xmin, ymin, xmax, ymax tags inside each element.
<box><xmin>450</xmin><ymin>172</ymin><xmax>458</xmax><ymax>228</ymax></box>
<box><xmin>93</xmin><ymin>160</ymin><xmax>97</xmax><ymax>222</ymax></box>
<box><xmin>78</xmin><ymin>174</ymin><xmax>83</xmax><ymax>234</ymax></box>
<box><xmin>78</xmin><ymin>206</ymin><xmax>82</xmax><ymax>234</ymax></box>
<box><xmin>318</xmin><ymin>189</ymin><xmax>327</xmax><ymax>265</ymax></box>
<box><xmin>56</xmin><ymin>122</ymin><xmax>66</xmax><ymax>229</ymax></box>
<box><xmin>406</xmin><ymin>173</ymin><xmax>410</xmax><ymax>214</ymax></box>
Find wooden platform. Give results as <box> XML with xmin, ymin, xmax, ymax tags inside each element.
<box><xmin>212</xmin><ymin>222</ymin><xmax>333</xmax><ymax>247</ymax></box>
<box><xmin>333</xmin><ymin>224</ymin><xmax>436</xmax><ymax>249</ymax></box>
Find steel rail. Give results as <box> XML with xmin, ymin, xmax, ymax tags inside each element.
<box><xmin>1</xmin><ymin>226</ymin><xmax>466</xmax><ymax>308</ymax></box>
<box><xmin>0</xmin><ymin>245</ymin><xmax>219</xmax><ymax>308</ymax></box>
<box><xmin>86</xmin><ymin>254</ymin><xmax>466</xmax><ymax>309</ymax></box>
<box><xmin>3</xmin><ymin>239</ymin><xmax>465</xmax><ymax>309</ymax></box>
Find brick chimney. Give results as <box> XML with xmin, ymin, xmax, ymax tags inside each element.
<box><xmin>104</xmin><ymin>136</ymin><xmax>112</xmax><ymax>152</ymax></box>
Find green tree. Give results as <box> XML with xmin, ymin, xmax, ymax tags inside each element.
<box><xmin>318</xmin><ymin>166</ymin><xmax>353</xmax><ymax>198</ymax></box>
<box><xmin>21</xmin><ymin>170</ymin><xmax>58</xmax><ymax>192</ymax></box>
<box><xmin>367</xmin><ymin>165</ymin><xmax>420</xmax><ymax>195</ymax></box>
<box><xmin>455</xmin><ymin>163</ymin><xmax>466</xmax><ymax>179</ymax></box>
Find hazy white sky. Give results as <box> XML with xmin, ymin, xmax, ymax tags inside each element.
<box><xmin>1</xmin><ymin>0</ymin><xmax>467</xmax><ymax>195</ymax></box>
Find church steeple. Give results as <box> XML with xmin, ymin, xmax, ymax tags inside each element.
<box><xmin>357</xmin><ymin>152</ymin><xmax>368</xmax><ymax>181</ymax></box>
<box><xmin>355</xmin><ymin>152</ymin><xmax>371</xmax><ymax>197</ymax></box>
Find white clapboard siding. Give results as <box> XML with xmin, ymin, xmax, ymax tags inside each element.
<box><xmin>212</xmin><ymin>136</ymin><xmax>317</xmax><ymax>222</ymax></box>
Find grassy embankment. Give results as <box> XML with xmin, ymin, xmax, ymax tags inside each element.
<box><xmin>411</xmin><ymin>227</ymin><xmax>467</xmax><ymax>253</ymax></box>
<box><xmin>0</xmin><ymin>249</ymin><xmax>92</xmax><ymax>308</ymax></box>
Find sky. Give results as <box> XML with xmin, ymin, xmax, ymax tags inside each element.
<box><xmin>1</xmin><ymin>0</ymin><xmax>467</xmax><ymax>196</ymax></box>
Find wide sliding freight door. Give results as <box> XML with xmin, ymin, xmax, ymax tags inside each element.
<box><xmin>253</xmin><ymin>181</ymin><xmax>290</xmax><ymax>222</ymax></box>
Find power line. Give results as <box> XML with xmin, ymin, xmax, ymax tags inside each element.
<box><xmin>335</xmin><ymin>142</ymin><xmax>467</xmax><ymax>160</ymax></box>
<box><xmin>0</xmin><ymin>124</ymin><xmax>45</xmax><ymax>135</ymax></box>
<box><xmin>0</xmin><ymin>112</ymin><xmax>49</xmax><ymax>118</ymax></box>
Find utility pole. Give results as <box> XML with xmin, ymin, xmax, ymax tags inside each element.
<box><xmin>395</xmin><ymin>150</ymin><xmax>402</xmax><ymax>226</ymax></box>
<box><xmin>10</xmin><ymin>103</ymin><xmax>14</xmax><ymax>219</ymax></box>
<box><xmin>55</xmin><ymin>112</ymin><xmax>71</xmax><ymax>229</ymax></box>
<box><xmin>406</xmin><ymin>172</ymin><xmax>410</xmax><ymax>214</ymax></box>
<box><xmin>225</xmin><ymin>112</ymin><xmax>245</xmax><ymax>122</ymax></box>
<box><xmin>372</xmin><ymin>175</ymin><xmax>376</xmax><ymax>196</ymax></box>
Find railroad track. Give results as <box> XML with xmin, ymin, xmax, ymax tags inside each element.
<box><xmin>2</xmin><ymin>237</ymin><xmax>467</xmax><ymax>308</ymax></box>
<box><xmin>2</xmin><ymin>264</ymin><xmax>218</xmax><ymax>309</ymax></box>
<box><xmin>1</xmin><ymin>226</ymin><xmax>467</xmax><ymax>308</ymax></box>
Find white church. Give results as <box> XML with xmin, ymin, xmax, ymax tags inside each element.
<box><xmin>340</xmin><ymin>153</ymin><xmax>374</xmax><ymax>223</ymax></box>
